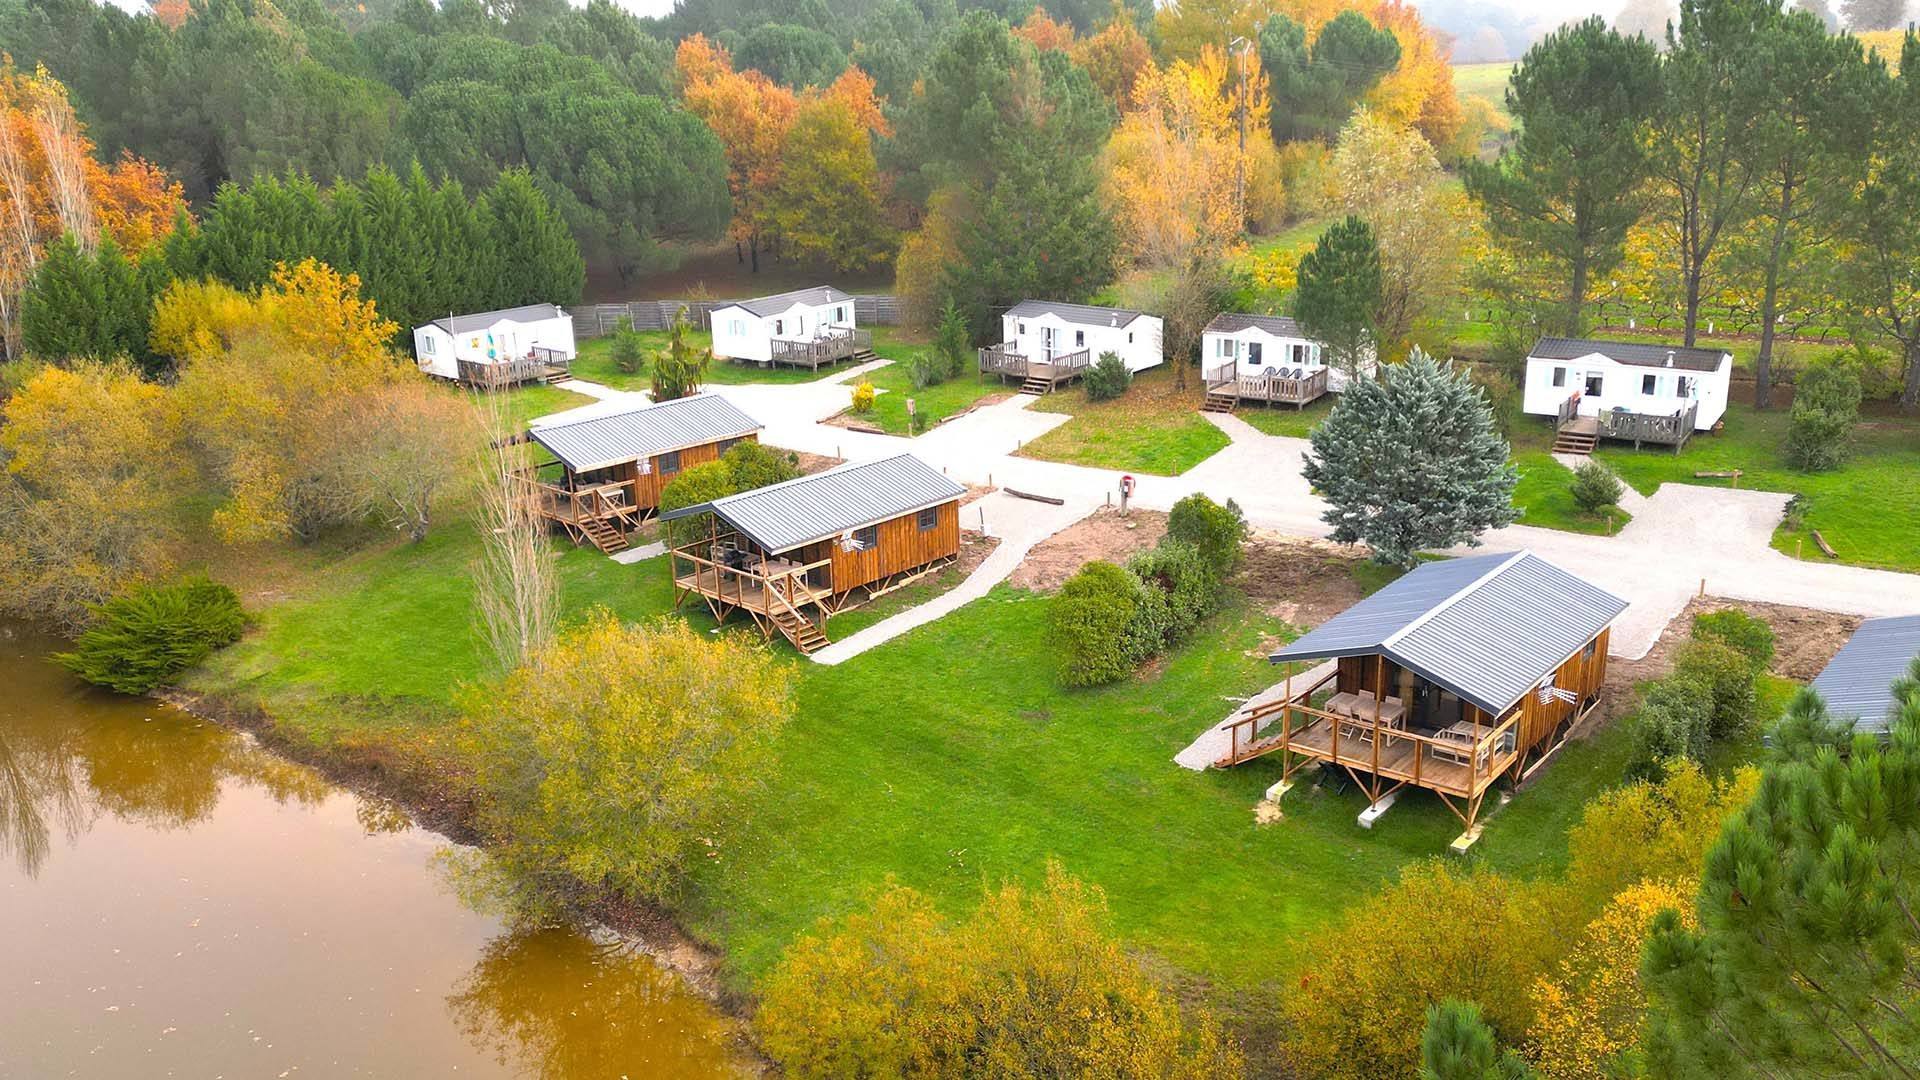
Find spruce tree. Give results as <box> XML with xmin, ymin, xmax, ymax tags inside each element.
<box><xmin>1302</xmin><ymin>349</ymin><xmax>1519</xmax><ymax>568</ymax></box>
<box><xmin>94</xmin><ymin>233</ymin><xmax>153</xmax><ymax>373</ymax></box>
<box><xmin>490</xmin><ymin>168</ymin><xmax>585</xmax><ymax>308</ymax></box>
<box><xmin>358</xmin><ymin>165</ymin><xmax>423</xmax><ymax>331</ymax></box>
<box><xmin>21</xmin><ymin>234</ymin><xmax>109</xmax><ymax>361</ymax></box>
<box><xmin>1293</xmin><ymin>215</ymin><xmax>1383</xmax><ymax>378</ymax></box>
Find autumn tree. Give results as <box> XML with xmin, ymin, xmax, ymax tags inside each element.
<box><xmin>1466</xmin><ymin>18</ymin><xmax>1662</xmax><ymax>335</ymax></box>
<box><xmin>470</xmin><ymin>389</ymin><xmax>558</xmax><ymax>677</ymax></box>
<box><xmin>760</xmin><ymin>88</ymin><xmax>894</xmax><ymax>272</ymax></box>
<box><xmin>678</xmin><ymin>34</ymin><xmax>799</xmax><ymax>273</ymax></box>
<box><xmin>1530</xmin><ymin>879</ymin><xmax>1698</xmax><ymax>1080</ymax></box>
<box><xmin>1070</xmin><ymin>5</ymin><xmax>1156</xmax><ymax>107</ymax></box>
<box><xmin>1560</xmin><ymin>758</ymin><xmax>1761</xmax><ymax>907</ymax></box>
<box><xmin>0</xmin><ymin>362</ymin><xmax>187</xmax><ymax>630</ymax></box>
<box><xmin>757</xmin><ymin>864</ymin><xmax>1240</xmax><ymax>1078</ymax></box>
<box><xmin>172</xmin><ymin>259</ymin><xmax>412</xmax><ymax>542</ymax></box>
<box><xmin>1364</xmin><ymin>0</ymin><xmax>1467</xmax><ymax>153</ymax></box>
<box><xmin>894</xmin><ymin>185</ymin><xmax>970</xmax><ymax>331</ymax></box>
<box><xmin>313</xmin><ymin>380</ymin><xmax>472</xmax><ymax>543</ymax></box>
<box><xmin>1303</xmin><ymin>349</ymin><xmax>1518</xmax><ymax>568</ymax></box>
<box><xmin>1013</xmin><ymin>6</ymin><xmax>1077</xmax><ymax>51</ymax></box>
<box><xmin>1282</xmin><ymin>862</ymin><xmax>1562</xmax><ymax>1080</ymax></box>
<box><xmin>458</xmin><ymin>612</ymin><xmax>794</xmax><ymax>906</ymax></box>
<box><xmin>1333</xmin><ymin>109</ymin><xmax>1471</xmax><ymax>350</ymax></box>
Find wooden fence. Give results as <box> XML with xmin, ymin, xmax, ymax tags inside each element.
<box><xmin>573</xmin><ymin>294</ymin><xmax>901</xmax><ymax>339</ymax></box>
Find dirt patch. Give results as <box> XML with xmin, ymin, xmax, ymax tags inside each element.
<box><xmin>1234</xmin><ymin>532</ymin><xmax>1372</xmax><ymax>630</ymax></box>
<box><xmin>1596</xmin><ymin>596</ymin><xmax>1862</xmax><ymax>724</ymax></box>
<box><xmin>821</xmin><ymin>412</ymin><xmax>885</xmax><ymax>434</ymax></box>
<box><xmin>952</xmin><ymin>529</ymin><xmax>1001</xmax><ymax>578</ymax></box>
<box><xmin>767</xmin><ymin>446</ymin><xmax>843</xmax><ymax>475</ymax></box>
<box><xmin>1009</xmin><ymin>507</ymin><xmax>1168</xmax><ymax>592</ymax></box>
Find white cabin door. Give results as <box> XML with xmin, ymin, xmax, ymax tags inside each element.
<box><xmin>1042</xmin><ymin>326</ymin><xmax>1058</xmax><ymax>358</ymax></box>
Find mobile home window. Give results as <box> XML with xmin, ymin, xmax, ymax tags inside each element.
<box><xmin>422</xmin><ymin>335</ymin><xmax>436</xmax><ymax>354</ymax></box>
<box><xmin>715</xmin><ymin>437</ymin><xmax>742</xmax><ymax>456</ymax></box>
<box><xmin>659</xmin><ymin>450</ymin><xmax>682</xmax><ymax>476</ymax></box>
<box><xmin>1679</xmin><ymin>376</ymin><xmax>1697</xmax><ymax>398</ymax></box>
<box><xmin>1642</xmin><ymin>373</ymin><xmax>1658</xmax><ymax>395</ymax></box>
<box><xmin>1017</xmin><ymin>321</ymin><xmax>1027</xmax><ymax>335</ymax></box>
<box><xmin>1551</xmin><ymin>366</ymin><xmax>1566</xmax><ymax>388</ymax></box>
<box><xmin>1585</xmin><ymin>374</ymin><xmax>1604</xmax><ymax>397</ymax></box>
<box><xmin>727</xmin><ymin>318</ymin><xmax>747</xmax><ymax>337</ymax></box>
<box><xmin>1582</xmin><ymin>639</ymin><xmax>1598</xmax><ymax>662</ymax></box>
<box><xmin>773</xmin><ymin>319</ymin><xmax>784</xmax><ymax>335</ymax></box>
<box><xmin>1075</xmin><ymin>329</ymin><xmax>1085</xmax><ymax>348</ymax></box>
<box><xmin>853</xmin><ymin>525</ymin><xmax>878</xmax><ymax>551</ymax></box>
<box><xmin>917</xmin><ymin>507</ymin><xmax>938</xmax><ymax>531</ymax></box>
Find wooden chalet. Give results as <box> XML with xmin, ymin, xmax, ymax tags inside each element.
<box><xmin>1809</xmin><ymin>614</ymin><xmax>1920</xmax><ymax>737</ymax></box>
<box><xmin>1218</xmin><ymin>551</ymin><xmax>1627</xmax><ymax>839</ymax></box>
<box><xmin>522</xmin><ymin>394</ymin><xmax>763</xmax><ymax>554</ymax></box>
<box><xmin>659</xmin><ymin>453</ymin><xmax>966</xmax><ymax>654</ymax></box>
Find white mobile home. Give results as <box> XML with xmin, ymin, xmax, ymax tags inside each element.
<box><xmin>999</xmin><ymin>300</ymin><xmax>1162</xmax><ymax>372</ymax></box>
<box><xmin>414</xmin><ymin>303</ymin><xmax>576</xmax><ymax>387</ymax></box>
<box><xmin>709</xmin><ymin>286</ymin><xmax>871</xmax><ymax>371</ymax></box>
<box><xmin>1199</xmin><ymin>313</ymin><xmax>1373</xmax><ymax>411</ymax></box>
<box><xmin>1524</xmin><ymin>337</ymin><xmax>1731</xmax><ymax>452</ymax></box>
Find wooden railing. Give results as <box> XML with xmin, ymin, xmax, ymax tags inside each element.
<box><xmin>459</xmin><ymin>352</ymin><xmax>570</xmax><ymax>389</ymax></box>
<box><xmin>1555</xmin><ymin>391</ymin><xmax>1582</xmax><ymax>431</ymax></box>
<box><xmin>1596</xmin><ymin>401</ymin><xmax>1697</xmax><ymax>446</ymax></box>
<box><xmin>1219</xmin><ymin>675</ymin><xmax>1522</xmax><ymax>798</ymax></box>
<box><xmin>1030</xmin><ymin>348</ymin><xmax>1091</xmax><ymax>381</ymax></box>
<box><xmin>979</xmin><ymin>343</ymin><xmax>1029</xmax><ymax>378</ymax></box>
<box><xmin>670</xmin><ymin>544</ymin><xmax>835</xmax><ymax>615</ymax></box>
<box><xmin>517</xmin><ymin>474</ymin><xmax>636</xmax><ymax>525</ymax></box>
<box><xmin>768</xmin><ymin>327</ymin><xmax>871</xmax><ymax>367</ymax></box>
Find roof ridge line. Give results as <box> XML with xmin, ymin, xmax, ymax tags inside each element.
<box><xmin>1379</xmin><ymin>550</ymin><xmax>1531</xmax><ymax>651</ymax></box>
<box><xmin>710</xmin><ymin>451</ymin><xmax>915</xmax><ymax>505</ymax></box>
<box><xmin>532</xmin><ymin>393</ymin><xmax>730</xmax><ymax>432</ymax></box>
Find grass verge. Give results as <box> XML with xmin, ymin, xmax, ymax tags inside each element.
<box><xmin>843</xmin><ymin>329</ymin><xmax>1005</xmax><ymax>436</ymax></box>
<box><xmin>1510</xmin><ymin>451</ymin><xmax>1632</xmax><ymax>536</ymax></box>
<box><xmin>1019</xmin><ymin>366</ymin><xmax>1231</xmax><ymax>476</ymax></box>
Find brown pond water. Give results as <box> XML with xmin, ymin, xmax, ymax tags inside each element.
<box><xmin>0</xmin><ymin>621</ymin><xmax>746</xmax><ymax>1078</ymax></box>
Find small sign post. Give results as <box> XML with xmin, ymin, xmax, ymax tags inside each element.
<box><xmin>1119</xmin><ymin>474</ymin><xmax>1135</xmax><ymax>516</ymax></box>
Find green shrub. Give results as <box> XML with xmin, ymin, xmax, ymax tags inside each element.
<box><xmin>659</xmin><ymin>460</ymin><xmax>737</xmax><ymax>545</ymax></box>
<box><xmin>1127</xmin><ymin>541</ymin><xmax>1224</xmax><ymax>647</ymax></box>
<box><xmin>1165</xmin><ymin>493</ymin><xmax>1248</xmax><ymax>574</ymax></box>
<box><xmin>1690</xmin><ymin>609</ymin><xmax>1775</xmax><ymax>673</ymax></box>
<box><xmin>55</xmin><ymin>576</ymin><xmax>245</xmax><ymax>694</ymax></box>
<box><xmin>1568</xmin><ymin>460</ymin><xmax>1623</xmax><ymax>514</ymax></box>
<box><xmin>1784</xmin><ymin>353</ymin><xmax>1861</xmax><ymax>472</ymax></box>
<box><xmin>909</xmin><ymin>355</ymin><xmax>942</xmax><ymax>390</ymax></box>
<box><xmin>1050</xmin><ymin>562</ymin><xmax>1143</xmax><ymax>687</ymax></box>
<box><xmin>722</xmin><ymin>440</ymin><xmax>799</xmax><ymax>492</ymax></box>
<box><xmin>1624</xmin><ymin>679</ymin><xmax>1713</xmax><ymax>781</ymax></box>
<box><xmin>1084</xmin><ymin>351</ymin><xmax>1131</xmax><ymax>402</ymax></box>
<box><xmin>1673</xmin><ymin>639</ymin><xmax>1758</xmax><ymax>740</ymax></box>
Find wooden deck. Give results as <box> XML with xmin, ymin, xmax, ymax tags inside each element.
<box><xmin>764</xmin><ymin>328</ymin><xmax>873</xmax><ymax>371</ymax></box>
<box><xmin>518</xmin><ymin>473</ymin><xmax>638</xmax><ymax>553</ymax></box>
<box><xmin>1214</xmin><ymin>665</ymin><xmax>1523</xmax><ymax>829</ymax></box>
<box><xmin>459</xmin><ymin>349</ymin><xmax>571</xmax><ymax>389</ymax></box>
<box><xmin>670</xmin><ymin>543</ymin><xmax>837</xmax><ymax>654</ymax></box>
<box><xmin>1554</xmin><ymin>392</ymin><xmax>1697</xmax><ymax>452</ymax></box>
<box><xmin>978</xmin><ymin>344</ymin><xmax>1091</xmax><ymax>394</ymax></box>
<box><xmin>1202</xmin><ymin>362</ymin><xmax>1329</xmax><ymax>413</ymax></box>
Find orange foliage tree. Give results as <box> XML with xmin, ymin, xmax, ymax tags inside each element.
<box><xmin>1013</xmin><ymin>6</ymin><xmax>1077</xmax><ymax>52</ymax></box>
<box><xmin>1070</xmin><ymin>8</ymin><xmax>1156</xmax><ymax>108</ymax></box>
<box><xmin>0</xmin><ymin>62</ymin><xmax>184</xmax><ymax>354</ymax></box>
<box><xmin>1361</xmin><ymin>0</ymin><xmax>1464</xmax><ymax>154</ymax></box>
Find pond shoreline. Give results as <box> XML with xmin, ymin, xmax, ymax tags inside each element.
<box><xmin>156</xmin><ymin>684</ymin><xmax>763</xmax><ymax>1041</ymax></box>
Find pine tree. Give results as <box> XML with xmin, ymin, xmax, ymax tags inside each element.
<box><xmin>94</xmin><ymin>233</ymin><xmax>154</xmax><ymax>374</ymax></box>
<box><xmin>651</xmin><ymin>308</ymin><xmax>710</xmax><ymax>401</ymax></box>
<box><xmin>1641</xmin><ymin>671</ymin><xmax>1920</xmax><ymax>1079</ymax></box>
<box><xmin>933</xmin><ymin>296</ymin><xmax>971</xmax><ymax>381</ymax></box>
<box><xmin>1418</xmin><ymin>1000</ymin><xmax>1535</xmax><ymax>1080</ymax></box>
<box><xmin>1302</xmin><ymin>349</ymin><xmax>1519</xmax><ymax>568</ymax></box>
<box><xmin>490</xmin><ymin>168</ymin><xmax>584</xmax><ymax>308</ymax></box>
<box><xmin>1293</xmin><ymin>215</ymin><xmax>1383</xmax><ymax>378</ymax></box>
<box><xmin>21</xmin><ymin>233</ymin><xmax>109</xmax><ymax>361</ymax></box>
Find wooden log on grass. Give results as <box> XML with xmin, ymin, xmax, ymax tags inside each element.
<box><xmin>1812</xmin><ymin>529</ymin><xmax>1838</xmax><ymax>558</ymax></box>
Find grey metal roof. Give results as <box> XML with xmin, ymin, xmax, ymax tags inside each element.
<box><xmin>717</xmin><ymin>286</ymin><xmax>853</xmax><ymax>318</ymax></box>
<box><xmin>526</xmin><ymin>394</ymin><xmax>762</xmax><ymax>473</ymax></box>
<box><xmin>1809</xmin><ymin>615</ymin><xmax>1920</xmax><ymax>735</ymax></box>
<box><xmin>1206</xmin><ymin>312</ymin><xmax>1307</xmax><ymax>338</ymax></box>
<box><xmin>429</xmin><ymin>303</ymin><xmax>567</xmax><ymax>335</ymax></box>
<box><xmin>1529</xmin><ymin>336</ymin><xmax>1728</xmax><ymax>372</ymax></box>
<box><xmin>1269</xmin><ymin>551</ymin><xmax>1628</xmax><ymax>717</ymax></box>
<box><xmin>1005</xmin><ymin>299</ymin><xmax>1147</xmax><ymax>328</ymax></box>
<box><xmin>659</xmin><ymin>453</ymin><xmax>965</xmax><ymax>554</ymax></box>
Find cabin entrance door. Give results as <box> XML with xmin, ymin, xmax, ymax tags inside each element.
<box><xmin>1042</xmin><ymin>325</ymin><xmax>1059</xmax><ymax>359</ymax></box>
<box><xmin>1412</xmin><ymin>678</ymin><xmax>1463</xmax><ymax>734</ymax></box>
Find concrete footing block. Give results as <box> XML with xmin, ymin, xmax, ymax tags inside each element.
<box><xmin>1356</xmin><ymin>790</ymin><xmax>1398</xmax><ymax>829</ymax></box>
<box><xmin>1448</xmin><ymin>824</ymin><xmax>1485</xmax><ymax>854</ymax></box>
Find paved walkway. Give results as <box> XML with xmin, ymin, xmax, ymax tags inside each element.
<box><xmin>545</xmin><ymin>373</ymin><xmax>1920</xmax><ymax>665</ymax></box>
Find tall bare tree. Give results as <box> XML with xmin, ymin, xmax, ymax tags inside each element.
<box><xmin>31</xmin><ymin>93</ymin><xmax>93</xmax><ymax>255</ymax></box>
<box><xmin>470</xmin><ymin>391</ymin><xmax>558</xmax><ymax>675</ymax></box>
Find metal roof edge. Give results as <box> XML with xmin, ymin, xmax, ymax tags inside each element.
<box><xmin>1379</xmin><ymin>551</ymin><xmax>1531</xmax><ymax>652</ymax></box>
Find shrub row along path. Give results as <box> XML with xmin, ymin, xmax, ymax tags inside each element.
<box><xmin>551</xmin><ymin>367</ymin><xmax>1920</xmax><ymax>664</ymax></box>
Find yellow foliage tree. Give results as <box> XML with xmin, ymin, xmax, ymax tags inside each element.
<box><xmin>1361</xmin><ymin>0</ymin><xmax>1464</xmax><ymax>153</ymax></box>
<box><xmin>1528</xmin><ymin>878</ymin><xmax>1700</xmax><ymax>1080</ymax></box>
<box><xmin>1561</xmin><ymin>758</ymin><xmax>1760</xmax><ymax>908</ymax></box>
<box><xmin>147</xmin><ymin>277</ymin><xmax>256</xmax><ymax>366</ymax></box>
<box><xmin>1280</xmin><ymin>861</ymin><xmax>1568</xmax><ymax>1080</ymax></box>
<box><xmin>0</xmin><ymin>361</ymin><xmax>188</xmax><ymax>629</ymax></box>
<box><xmin>1154</xmin><ymin>0</ymin><xmax>1267</xmax><ymax>62</ymax></box>
<box><xmin>1104</xmin><ymin>46</ymin><xmax>1273</xmax><ymax>268</ymax></box>
<box><xmin>757</xmin><ymin>863</ymin><xmax>1241</xmax><ymax>1079</ymax></box>
<box><xmin>458</xmin><ymin>612</ymin><xmax>794</xmax><ymax>905</ymax></box>
<box><xmin>893</xmin><ymin>184</ymin><xmax>971</xmax><ymax>331</ymax></box>
<box><xmin>1070</xmin><ymin>7</ymin><xmax>1156</xmax><ymax>108</ymax></box>
<box><xmin>172</xmin><ymin>258</ymin><xmax>411</xmax><ymax>542</ymax></box>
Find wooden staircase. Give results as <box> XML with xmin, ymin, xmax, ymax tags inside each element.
<box><xmin>1551</xmin><ymin>428</ymin><xmax>1597</xmax><ymax>455</ymax></box>
<box><xmin>1201</xmin><ymin>389</ymin><xmax>1237</xmax><ymax>414</ymax></box>
<box><xmin>847</xmin><ymin>348</ymin><xmax>878</xmax><ymax>365</ymax></box>
<box><xmin>543</xmin><ymin>367</ymin><xmax>571</xmax><ymax>385</ymax></box>
<box><xmin>579</xmin><ymin>517</ymin><xmax>629</xmax><ymax>555</ymax></box>
<box><xmin>1019</xmin><ymin>376</ymin><xmax>1050</xmax><ymax>396</ymax></box>
<box><xmin>770</xmin><ymin>608</ymin><xmax>829</xmax><ymax>654</ymax></box>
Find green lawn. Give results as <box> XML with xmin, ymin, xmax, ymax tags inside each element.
<box><xmin>1019</xmin><ymin>367</ymin><xmax>1231</xmax><ymax>475</ymax></box>
<box><xmin>1592</xmin><ymin>404</ymin><xmax>1920</xmax><ymax>572</ymax></box>
<box><xmin>489</xmin><ymin>382</ymin><xmax>596</xmax><ymax>428</ymax></box>
<box><xmin>844</xmin><ymin>329</ymin><xmax>1005</xmax><ymax>436</ymax></box>
<box><xmin>569</xmin><ymin>331</ymin><xmax>835</xmax><ymax>392</ymax></box>
<box><xmin>1510</xmin><ymin>451</ymin><xmax>1632</xmax><ymax>536</ymax></box>
<box><xmin>1235</xmin><ymin>397</ymin><xmax>1335</xmax><ymax>439</ymax></box>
